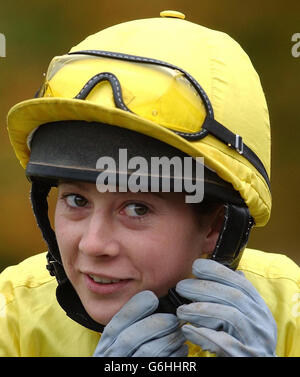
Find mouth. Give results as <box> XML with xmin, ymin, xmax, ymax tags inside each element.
<box><xmin>88</xmin><ymin>274</ymin><xmax>123</xmax><ymax>284</ymax></box>
<box><xmin>84</xmin><ymin>273</ymin><xmax>132</xmax><ymax>295</ymax></box>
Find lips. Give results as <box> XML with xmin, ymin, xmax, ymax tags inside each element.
<box><xmin>83</xmin><ymin>273</ymin><xmax>132</xmax><ymax>295</ymax></box>
<box><xmin>88</xmin><ymin>274</ymin><xmax>122</xmax><ymax>284</ymax></box>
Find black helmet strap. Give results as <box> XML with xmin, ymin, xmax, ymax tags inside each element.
<box><xmin>211</xmin><ymin>204</ymin><xmax>254</xmax><ymax>269</ymax></box>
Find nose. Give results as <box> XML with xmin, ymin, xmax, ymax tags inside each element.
<box><xmin>78</xmin><ymin>211</ymin><xmax>121</xmax><ymax>258</ymax></box>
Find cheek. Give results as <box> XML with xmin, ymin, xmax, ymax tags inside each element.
<box><xmin>54</xmin><ymin>211</ymin><xmax>80</xmax><ymax>273</ymax></box>
<box><xmin>160</xmin><ymin>231</ymin><xmax>202</xmax><ymax>275</ymax></box>
<box><xmin>134</xmin><ymin>225</ymin><xmax>204</xmax><ymax>296</ymax></box>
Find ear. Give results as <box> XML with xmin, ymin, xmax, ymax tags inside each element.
<box><xmin>201</xmin><ymin>204</ymin><xmax>225</xmax><ymax>256</ymax></box>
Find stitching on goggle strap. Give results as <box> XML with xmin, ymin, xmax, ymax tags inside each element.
<box><xmin>74</xmin><ymin>72</ymin><xmax>131</xmax><ymax>112</ymax></box>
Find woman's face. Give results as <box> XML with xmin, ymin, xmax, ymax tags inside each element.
<box><xmin>55</xmin><ymin>181</ymin><xmax>211</xmax><ymax>325</ymax></box>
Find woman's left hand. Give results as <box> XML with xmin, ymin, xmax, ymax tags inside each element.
<box><xmin>176</xmin><ymin>259</ymin><xmax>277</xmax><ymax>357</ymax></box>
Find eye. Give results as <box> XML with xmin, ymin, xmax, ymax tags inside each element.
<box><xmin>64</xmin><ymin>194</ymin><xmax>88</xmax><ymax>208</ymax></box>
<box><xmin>122</xmin><ymin>203</ymin><xmax>149</xmax><ymax>217</ymax></box>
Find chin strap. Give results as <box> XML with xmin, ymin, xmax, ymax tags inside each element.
<box><xmin>210</xmin><ymin>204</ymin><xmax>254</xmax><ymax>270</ymax></box>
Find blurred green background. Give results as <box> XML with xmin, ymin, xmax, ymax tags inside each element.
<box><xmin>0</xmin><ymin>0</ymin><xmax>299</xmax><ymax>271</ymax></box>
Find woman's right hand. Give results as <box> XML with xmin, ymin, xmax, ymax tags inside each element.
<box><xmin>93</xmin><ymin>290</ymin><xmax>188</xmax><ymax>357</ymax></box>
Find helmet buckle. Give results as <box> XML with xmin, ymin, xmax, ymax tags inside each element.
<box><xmin>235</xmin><ymin>134</ymin><xmax>244</xmax><ymax>154</ymax></box>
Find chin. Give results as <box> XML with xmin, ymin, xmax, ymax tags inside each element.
<box><xmin>84</xmin><ymin>297</ymin><xmax>128</xmax><ymax>326</ymax></box>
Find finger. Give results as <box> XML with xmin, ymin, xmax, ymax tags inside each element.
<box><xmin>177</xmin><ymin>302</ymin><xmax>251</xmax><ymax>343</ymax></box>
<box><xmin>169</xmin><ymin>344</ymin><xmax>189</xmax><ymax>357</ymax></box>
<box><xmin>191</xmin><ymin>259</ymin><xmax>267</xmax><ymax>305</ymax></box>
<box><xmin>97</xmin><ymin>290</ymin><xmax>158</xmax><ymax>352</ymax></box>
<box><xmin>181</xmin><ymin>325</ymin><xmax>258</xmax><ymax>357</ymax></box>
<box><xmin>132</xmin><ymin>329</ymin><xmax>188</xmax><ymax>357</ymax></box>
<box><xmin>176</xmin><ymin>278</ymin><xmax>257</xmax><ymax>316</ymax></box>
<box><xmin>103</xmin><ymin>313</ymin><xmax>180</xmax><ymax>356</ymax></box>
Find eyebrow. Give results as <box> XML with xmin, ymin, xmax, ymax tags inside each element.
<box><xmin>58</xmin><ymin>180</ymin><xmax>89</xmax><ymax>190</ymax></box>
<box><xmin>58</xmin><ymin>179</ymin><xmax>164</xmax><ymax>199</ymax></box>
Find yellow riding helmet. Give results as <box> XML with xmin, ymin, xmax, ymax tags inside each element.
<box><xmin>7</xmin><ymin>11</ymin><xmax>271</xmax><ymax>227</ymax></box>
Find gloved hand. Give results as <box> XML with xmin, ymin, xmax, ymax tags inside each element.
<box><xmin>93</xmin><ymin>290</ymin><xmax>188</xmax><ymax>357</ymax></box>
<box><xmin>176</xmin><ymin>259</ymin><xmax>277</xmax><ymax>357</ymax></box>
